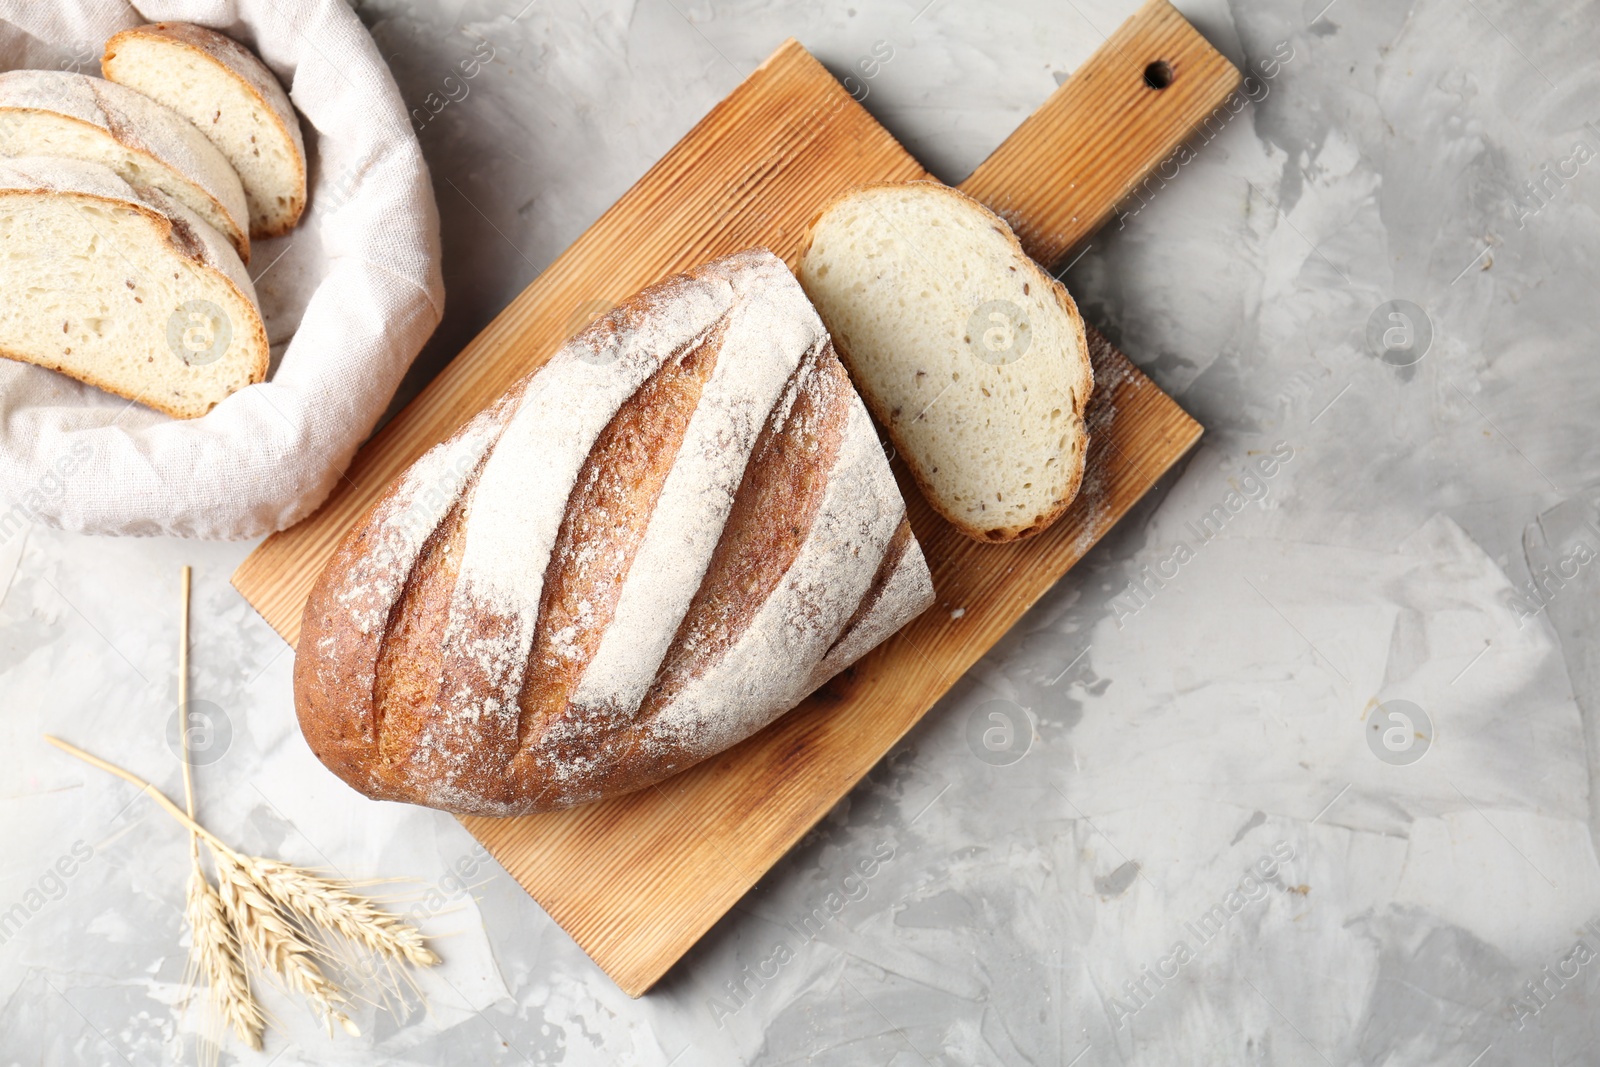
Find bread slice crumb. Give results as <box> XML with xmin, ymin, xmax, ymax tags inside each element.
<box><xmin>798</xmin><ymin>181</ymin><xmax>1093</xmax><ymax>542</ymax></box>
<box><xmin>0</xmin><ymin>156</ymin><xmax>267</xmax><ymax>419</ymax></box>
<box><xmin>103</xmin><ymin>23</ymin><xmax>306</xmax><ymax>239</ymax></box>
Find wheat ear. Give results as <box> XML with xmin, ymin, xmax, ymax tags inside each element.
<box><xmin>173</xmin><ymin>567</ymin><xmax>265</xmax><ymax>1051</ymax></box>
<box><xmin>237</xmin><ymin>854</ymin><xmax>440</xmax><ymax>967</ymax></box>
<box><xmin>210</xmin><ymin>843</ymin><xmax>361</xmax><ymax>1038</ymax></box>
<box><xmin>44</xmin><ymin>734</ymin><xmax>442</xmax><ymax>1036</ymax></box>
<box><xmin>185</xmin><ymin>865</ymin><xmax>264</xmax><ymax>1049</ymax></box>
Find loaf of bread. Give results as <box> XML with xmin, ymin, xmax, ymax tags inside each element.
<box><xmin>0</xmin><ymin>70</ymin><xmax>251</xmax><ymax>262</ymax></box>
<box><xmin>294</xmin><ymin>250</ymin><xmax>935</xmax><ymax>815</ymax></box>
<box><xmin>0</xmin><ymin>156</ymin><xmax>267</xmax><ymax>419</ymax></box>
<box><xmin>798</xmin><ymin>182</ymin><xmax>1093</xmax><ymax>542</ymax></box>
<box><xmin>103</xmin><ymin>23</ymin><xmax>306</xmax><ymax>238</ymax></box>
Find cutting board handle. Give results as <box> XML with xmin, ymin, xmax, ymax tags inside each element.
<box><xmin>958</xmin><ymin>0</ymin><xmax>1242</xmax><ymax>268</ymax></box>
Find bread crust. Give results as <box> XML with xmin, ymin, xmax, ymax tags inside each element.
<box><xmin>0</xmin><ymin>158</ymin><xmax>268</xmax><ymax>419</ymax></box>
<box><xmin>0</xmin><ymin>70</ymin><xmax>252</xmax><ymax>261</ymax></box>
<box><xmin>103</xmin><ymin>22</ymin><xmax>308</xmax><ymax>238</ymax></box>
<box><xmin>798</xmin><ymin>180</ymin><xmax>1094</xmax><ymax>543</ymax></box>
<box><xmin>295</xmin><ymin>250</ymin><xmax>935</xmax><ymax>815</ymax></box>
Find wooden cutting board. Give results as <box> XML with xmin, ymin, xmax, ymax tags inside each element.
<box><xmin>233</xmin><ymin>0</ymin><xmax>1239</xmax><ymax>996</ymax></box>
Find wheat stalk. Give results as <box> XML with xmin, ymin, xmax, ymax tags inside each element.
<box><xmin>185</xmin><ymin>865</ymin><xmax>264</xmax><ymax>1049</ymax></box>
<box><xmin>45</xmin><ymin>570</ymin><xmax>440</xmax><ymax>1051</ymax></box>
<box><xmin>43</xmin><ymin>735</ymin><xmax>441</xmax><ymax>1043</ymax></box>
<box><xmin>173</xmin><ymin>568</ymin><xmax>264</xmax><ymax>1053</ymax></box>
<box><xmin>236</xmin><ymin>854</ymin><xmax>440</xmax><ymax>967</ymax></box>
<box><xmin>210</xmin><ymin>843</ymin><xmax>361</xmax><ymax>1038</ymax></box>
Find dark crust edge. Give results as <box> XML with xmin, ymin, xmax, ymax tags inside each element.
<box><xmin>0</xmin><ymin>89</ymin><xmax>252</xmax><ymax>263</ymax></box>
<box><xmin>798</xmin><ymin>179</ymin><xmax>1094</xmax><ymax>544</ymax></box>
<box><xmin>0</xmin><ymin>185</ymin><xmax>267</xmax><ymax>419</ymax></box>
<box><xmin>103</xmin><ymin>24</ymin><xmax>308</xmax><ymax>237</ymax></box>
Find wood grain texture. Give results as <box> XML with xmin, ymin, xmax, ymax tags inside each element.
<box><xmin>231</xmin><ymin>42</ymin><xmax>922</xmax><ymax>643</ymax></box>
<box><xmin>962</xmin><ymin>0</ymin><xmax>1244</xmax><ymax>266</ymax></box>
<box><xmin>460</xmin><ymin>329</ymin><xmax>1197</xmax><ymax>994</ymax></box>
<box><xmin>232</xmin><ymin>2</ymin><xmax>1237</xmax><ymax>997</ymax></box>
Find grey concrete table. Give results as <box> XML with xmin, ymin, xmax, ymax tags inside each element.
<box><xmin>3</xmin><ymin>0</ymin><xmax>1599</xmax><ymax>1063</ymax></box>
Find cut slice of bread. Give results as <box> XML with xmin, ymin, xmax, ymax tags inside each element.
<box><xmin>103</xmin><ymin>22</ymin><xmax>307</xmax><ymax>239</ymax></box>
<box><xmin>0</xmin><ymin>156</ymin><xmax>268</xmax><ymax>420</ymax></box>
<box><xmin>0</xmin><ymin>70</ymin><xmax>251</xmax><ymax>263</ymax></box>
<box><xmin>797</xmin><ymin>181</ymin><xmax>1094</xmax><ymax>543</ymax></box>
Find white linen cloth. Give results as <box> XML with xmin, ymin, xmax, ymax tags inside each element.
<box><xmin>0</xmin><ymin>0</ymin><xmax>443</xmax><ymax>538</ymax></box>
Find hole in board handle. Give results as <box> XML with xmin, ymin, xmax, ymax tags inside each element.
<box><xmin>1143</xmin><ymin>60</ymin><xmax>1174</xmax><ymax>90</ymax></box>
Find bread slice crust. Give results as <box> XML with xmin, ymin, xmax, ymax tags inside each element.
<box><xmin>0</xmin><ymin>70</ymin><xmax>251</xmax><ymax>262</ymax></box>
<box><xmin>0</xmin><ymin>157</ymin><xmax>267</xmax><ymax>419</ymax></box>
<box><xmin>797</xmin><ymin>180</ymin><xmax>1094</xmax><ymax>543</ymax></box>
<box><xmin>102</xmin><ymin>22</ymin><xmax>307</xmax><ymax>238</ymax></box>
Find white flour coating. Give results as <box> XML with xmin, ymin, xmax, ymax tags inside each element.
<box><xmin>452</xmin><ymin>272</ymin><xmax>735</xmax><ymax>618</ymax></box>
<box><xmin>306</xmin><ymin>402</ymin><xmax>507</xmax><ymax>749</ymax></box>
<box><xmin>806</xmin><ymin>511</ymin><xmax>935</xmax><ymax>691</ymax></box>
<box><xmin>417</xmin><ymin>355</ymin><xmax>652</xmax><ymax>762</ymax></box>
<box><xmin>313</xmin><ymin>250</ymin><xmax>937</xmax><ymax>812</ymax></box>
<box><xmin>329</xmin><ymin>402</ymin><xmax>507</xmax><ymax>636</ymax></box>
<box><xmin>645</xmin><ymin>397</ymin><xmax>904</xmax><ymax>760</ymax></box>
<box><xmin>0</xmin><ymin>70</ymin><xmax>250</xmax><ymax>255</ymax></box>
<box><xmin>107</xmin><ymin>23</ymin><xmax>306</xmax><ymax>171</ymax></box>
<box><xmin>572</xmin><ymin>253</ymin><xmax>826</xmax><ymax>714</ymax></box>
<box><xmin>400</xmin><ymin>267</ymin><xmax>738</xmax><ymax>776</ymax></box>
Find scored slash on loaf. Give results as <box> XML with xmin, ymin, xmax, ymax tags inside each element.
<box><xmin>295</xmin><ymin>249</ymin><xmax>936</xmax><ymax>815</ymax></box>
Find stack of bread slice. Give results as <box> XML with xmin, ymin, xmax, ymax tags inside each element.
<box><xmin>0</xmin><ymin>23</ymin><xmax>307</xmax><ymax>419</ymax></box>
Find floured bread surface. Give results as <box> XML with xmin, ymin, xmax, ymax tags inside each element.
<box><xmin>295</xmin><ymin>249</ymin><xmax>936</xmax><ymax>816</ymax></box>
<box><xmin>103</xmin><ymin>22</ymin><xmax>306</xmax><ymax>238</ymax></box>
<box><xmin>0</xmin><ymin>70</ymin><xmax>251</xmax><ymax>262</ymax></box>
<box><xmin>798</xmin><ymin>181</ymin><xmax>1093</xmax><ymax>542</ymax></box>
<box><xmin>0</xmin><ymin>157</ymin><xmax>266</xmax><ymax>420</ymax></box>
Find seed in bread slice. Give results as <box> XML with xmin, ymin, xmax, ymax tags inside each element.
<box><xmin>0</xmin><ymin>70</ymin><xmax>251</xmax><ymax>263</ymax></box>
<box><xmin>0</xmin><ymin>156</ymin><xmax>268</xmax><ymax>419</ymax></box>
<box><xmin>797</xmin><ymin>181</ymin><xmax>1093</xmax><ymax>543</ymax></box>
<box><xmin>102</xmin><ymin>22</ymin><xmax>307</xmax><ymax>238</ymax></box>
